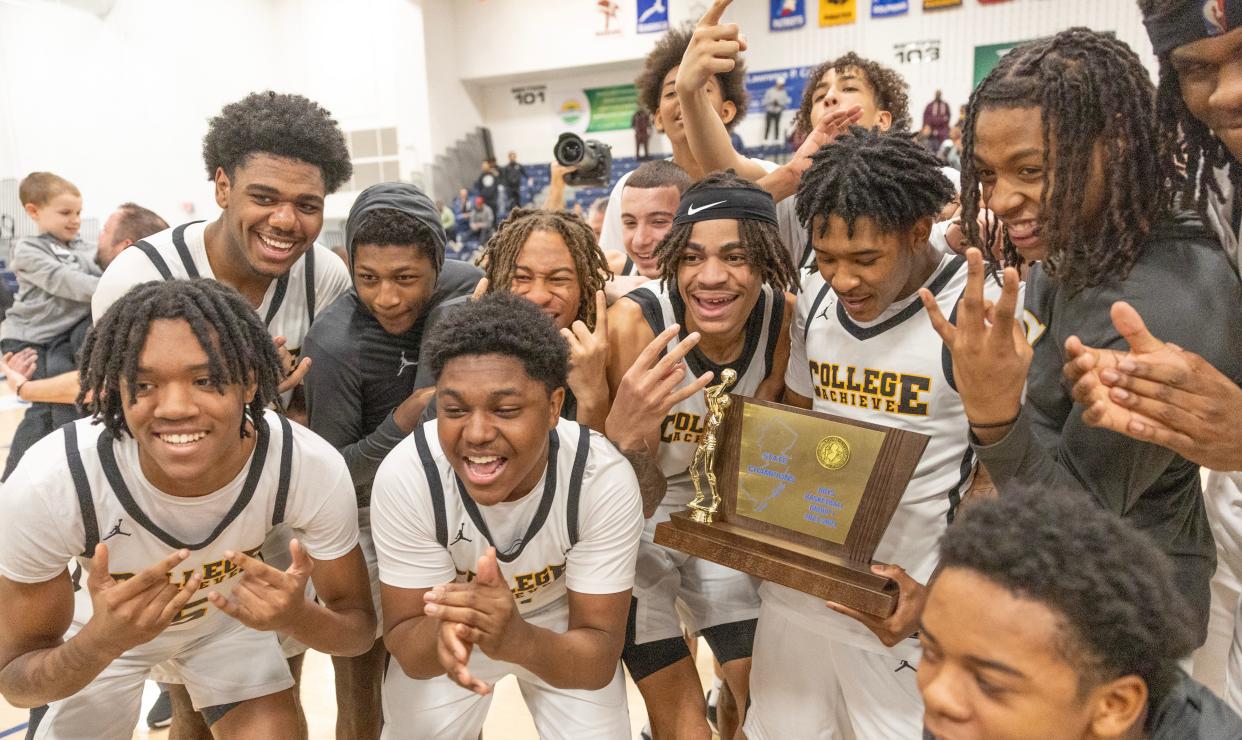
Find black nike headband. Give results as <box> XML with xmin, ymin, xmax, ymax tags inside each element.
<box><xmin>1145</xmin><ymin>0</ymin><xmax>1241</xmax><ymax>56</ymax></box>
<box><xmin>673</xmin><ymin>187</ymin><xmax>778</xmax><ymax>227</ymax></box>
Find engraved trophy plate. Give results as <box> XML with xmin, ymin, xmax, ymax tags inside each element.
<box><xmin>655</xmin><ymin>387</ymin><xmax>929</xmax><ymax>618</ymax></box>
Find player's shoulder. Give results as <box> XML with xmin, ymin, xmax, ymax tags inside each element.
<box><xmin>374</xmin><ymin>419</ymin><xmax>441</xmax><ymax>491</ymax></box>
<box><xmin>6</xmin><ymin>418</ymin><xmax>105</xmax><ymax>497</ymax></box>
<box><xmin>275</xmin><ymin>411</ymin><xmax>348</xmax><ymax>472</ymax></box>
<box><xmin>303</xmin><ymin>291</ymin><xmax>362</xmax><ymax>353</ymax></box>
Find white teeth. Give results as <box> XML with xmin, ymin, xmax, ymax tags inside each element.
<box><xmin>259</xmin><ymin>234</ymin><xmax>295</xmax><ymax>251</ymax></box>
<box><xmin>467</xmin><ymin>456</ymin><xmax>500</xmax><ymax>464</ymax></box>
<box><xmin>160</xmin><ymin>432</ymin><xmax>206</xmax><ymax>445</ymax></box>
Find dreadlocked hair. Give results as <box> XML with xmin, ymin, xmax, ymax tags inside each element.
<box><xmin>795</xmin><ymin>52</ymin><xmax>912</xmax><ymax>135</ymax></box>
<box><xmin>1138</xmin><ymin>0</ymin><xmax>1242</xmax><ymax>230</ymax></box>
<box><xmin>655</xmin><ymin>171</ymin><xmax>799</xmax><ymax>293</ymax></box>
<box><xmin>77</xmin><ymin>279</ymin><xmax>283</xmax><ymax>439</ymax></box>
<box><xmin>960</xmin><ymin>28</ymin><xmax>1182</xmax><ymax>292</ymax></box>
<box><xmin>475</xmin><ymin>208</ymin><xmax>612</xmax><ymax>330</ymax></box>
<box><xmin>796</xmin><ymin>126</ymin><xmax>955</xmax><ymax>243</ymax></box>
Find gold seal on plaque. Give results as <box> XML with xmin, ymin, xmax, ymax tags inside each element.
<box><xmin>816</xmin><ymin>436</ymin><xmax>851</xmax><ymax>470</ymax></box>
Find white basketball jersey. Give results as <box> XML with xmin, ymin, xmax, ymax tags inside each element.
<box><xmin>768</xmin><ymin>252</ymin><xmax>984</xmax><ymax>649</ymax></box>
<box><xmin>392</xmin><ymin>418</ymin><xmax>642</xmax><ymax>619</ymax></box>
<box><xmin>621</xmin><ymin>255</ymin><xmax>641</xmax><ymax>277</ymax></box>
<box><xmin>91</xmin><ymin>221</ymin><xmax>350</xmax><ymax>353</ymax></box>
<box><xmin>0</xmin><ymin>411</ymin><xmax>359</xmax><ymax>641</ymax></box>
<box><xmin>624</xmin><ymin>280</ymin><xmax>785</xmax><ymax>506</ymax></box>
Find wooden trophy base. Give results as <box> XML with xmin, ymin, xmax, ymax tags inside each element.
<box><xmin>654</xmin><ymin>509</ymin><xmax>898</xmax><ymax>618</ymax></box>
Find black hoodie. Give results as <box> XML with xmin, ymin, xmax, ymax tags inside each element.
<box><xmin>303</xmin><ymin>183</ymin><xmax>481</xmax><ymax>505</ymax></box>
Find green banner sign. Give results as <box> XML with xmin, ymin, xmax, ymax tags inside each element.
<box><xmin>972</xmin><ymin>39</ymin><xmax>1034</xmax><ymax>88</ymax></box>
<box><xmin>585</xmin><ymin>84</ymin><xmax>640</xmax><ymax>133</ymax></box>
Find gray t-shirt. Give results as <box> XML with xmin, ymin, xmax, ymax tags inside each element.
<box><xmin>2</xmin><ymin>234</ymin><xmax>100</xmax><ymax>344</ymax></box>
<box><xmin>972</xmin><ymin>212</ymin><xmax>1242</xmax><ymax>644</ymax></box>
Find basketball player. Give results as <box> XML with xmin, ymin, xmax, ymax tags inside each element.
<box><xmin>933</xmin><ymin>30</ymin><xmax>1242</xmax><ymax>667</ymax></box>
<box><xmin>921</xmin><ymin>491</ymin><xmax>1242</xmax><ymax>738</ymax></box>
<box><xmin>91</xmin><ymin>91</ymin><xmax>352</xmax><ymax>371</ymax></box>
<box><xmin>86</xmin><ymin>89</ymin><xmax>356</xmax><ymax>735</ymax></box>
<box><xmin>371</xmin><ymin>293</ymin><xmax>643</xmax><ymax>740</ymax></box>
<box><xmin>301</xmin><ymin>182</ymin><xmax>481</xmax><ymax>739</ymax></box>
<box><xmin>612</xmin><ymin>160</ymin><xmax>691</xmax><ymax>279</ymax></box>
<box><xmin>674</xmin><ymin>0</ymin><xmax>959</xmax><ymax>269</ymax></box>
<box><xmin>596</xmin><ymin>24</ymin><xmax>751</xmax><ymax>255</ymax></box>
<box><xmin>605</xmin><ymin>171</ymin><xmax>797</xmax><ymax>739</ymax></box>
<box><xmin>1062</xmin><ymin>0</ymin><xmax>1242</xmax><ymax>706</ymax></box>
<box><xmin>0</xmin><ymin>280</ymin><xmax>374</xmax><ymax>739</ymax></box>
<box><xmin>475</xmin><ymin>208</ymin><xmax>611</xmax><ymax>430</ymax></box>
<box><xmin>747</xmin><ymin>128</ymin><xmax>995</xmax><ymax>740</ymax></box>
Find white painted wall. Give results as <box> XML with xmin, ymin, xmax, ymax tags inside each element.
<box><xmin>0</xmin><ymin>0</ymin><xmax>432</xmax><ymax>227</ymax></box>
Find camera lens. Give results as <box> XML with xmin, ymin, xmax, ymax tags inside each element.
<box><xmin>557</xmin><ymin>139</ymin><xmax>583</xmax><ymax>164</ymax></box>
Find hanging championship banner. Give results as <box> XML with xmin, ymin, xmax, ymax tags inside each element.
<box><xmin>819</xmin><ymin>0</ymin><xmax>856</xmax><ymax>26</ymax></box>
<box><xmin>637</xmin><ymin>0</ymin><xmax>670</xmax><ymax>33</ymax></box>
<box><xmin>923</xmin><ymin>0</ymin><xmax>961</xmax><ymax>8</ymax></box>
<box><xmin>872</xmin><ymin>0</ymin><xmax>908</xmax><ymax>17</ymax></box>
<box><xmin>770</xmin><ymin>0</ymin><xmax>807</xmax><ymax>30</ymax></box>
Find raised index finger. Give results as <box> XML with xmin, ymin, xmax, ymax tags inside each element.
<box><xmin>227</xmin><ymin>549</ymin><xmax>285</xmax><ymax>586</ymax></box>
<box><xmin>699</xmin><ymin>0</ymin><xmax>733</xmax><ymax>27</ymax></box>
<box><xmin>111</xmin><ymin>549</ymin><xmax>190</xmax><ymax>598</ymax></box>
<box><xmin>631</xmin><ymin>324</ymin><xmax>681</xmax><ymax>374</ymax></box>
<box><xmin>592</xmin><ymin>291</ymin><xmax>608</xmax><ymax>336</ymax></box>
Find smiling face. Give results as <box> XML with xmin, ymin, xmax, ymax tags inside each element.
<box><xmin>436</xmin><ymin>354</ymin><xmax>563</xmax><ymax>505</ymax></box>
<box><xmin>655</xmin><ymin>65</ymin><xmax>736</xmax><ymax>147</ymax></box>
<box><xmin>675</xmin><ymin>218</ymin><xmax>762</xmax><ymax>339</ymax></box>
<box><xmin>809</xmin><ymin>66</ymin><xmax>892</xmax><ymax>132</ymax></box>
<box><xmin>811</xmin><ymin>215</ymin><xmax>932</xmax><ymax>322</ymax></box>
<box><xmin>621</xmin><ymin>185</ymin><xmax>679</xmax><ymax>278</ymax></box>
<box><xmin>972</xmin><ymin>106</ymin><xmax>1107</xmax><ymax>264</ymax></box>
<box><xmin>28</xmin><ymin>191</ymin><xmax>83</xmax><ymax>244</ymax></box>
<box><xmin>919</xmin><ymin>568</ymin><xmax>1146</xmax><ymax>740</ymax></box>
<box><xmin>124</xmin><ymin>319</ymin><xmax>257</xmax><ymax>498</ymax></box>
<box><xmin>1170</xmin><ymin>27</ymin><xmax>1242</xmax><ymax>162</ymax></box>
<box><xmin>353</xmin><ymin>244</ymin><xmax>437</xmax><ymax>335</ymax></box>
<box><xmin>509</xmin><ymin>230</ymin><xmax>582</xmax><ymax>331</ymax></box>
<box><xmin>214</xmin><ymin>153</ymin><xmax>326</xmax><ymax>279</ymax></box>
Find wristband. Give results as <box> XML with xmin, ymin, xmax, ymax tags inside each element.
<box><xmin>968</xmin><ymin>412</ymin><xmax>1020</xmax><ymax>430</ymax></box>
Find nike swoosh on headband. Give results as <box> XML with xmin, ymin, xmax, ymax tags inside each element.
<box><xmin>686</xmin><ymin>200</ymin><xmax>727</xmax><ymax>215</ymax></box>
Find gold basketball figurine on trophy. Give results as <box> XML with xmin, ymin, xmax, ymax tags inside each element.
<box><xmin>687</xmin><ymin>368</ymin><xmax>737</xmax><ymax>523</ymax></box>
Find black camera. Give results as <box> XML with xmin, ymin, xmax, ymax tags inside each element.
<box><xmin>554</xmin><ymin>133</ymin><xmax>612</xmax><ymax>187</ymax></box>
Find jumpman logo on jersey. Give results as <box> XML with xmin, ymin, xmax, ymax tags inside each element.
<box><xmin>894</xmin><ymin>659</ymin><xmax>918</xmax><ymax>674</ymax></box>
<box><xmin>817</xmin><ymin>302</ymin><xmax>834</xmax><ymax>323</ymax></box>
<box><xmin>449</xmin><ymin>523</ymin><xmax>472</xmax><ymax>546</ymax></box>
<box><xmin>397</xmin><ymin>351</ymin><xmax>418</xmax><ymax>377</ymax></box>
<box><xmin>102</xmin><ymin>519</ymin><xmax>132</xmax><ymax>541</ymax></box>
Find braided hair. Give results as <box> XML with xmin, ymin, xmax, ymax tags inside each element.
<box><xmin>960</xmin><ymin>28</ymin><xmax>1182</xmax><ymax>291</ymax></box>
<box><xmin>78</xmin><ymin>279</ymin><xmax>283</xmax><ymax>439</ymax></box>
<box><xmin>796</xmin><ymin>126</ymin><xmax>955</xmax><ymax>242</ymax></box>
<box><xmin>1138</xmin><ymin>0</ymin><xmax>1242</xmax><ymax>229</ymax></box>
<box><xmin>655</xmin><ymin>171</ymin><xmax>799</xmax><ymax>293</ymax></box>
<box><xmin>475</xmin><ymin>208</ymin><xmax>612</xmax><ymax>330</ymax></box>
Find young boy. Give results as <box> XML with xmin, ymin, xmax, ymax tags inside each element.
<box><xmin>605</xmin><ymin>171</ymin><xmax>797</xmax><ymax>739</ymax></box>
<box><xmin>302</xmin><ymin>182</ymin><xmax>481</xmax><ymax>738</ymax></box>
<box><xmin>371</xmin><ymin>293</ymin><xmax>643</xmax><ymax>739</ymax></box>
<box><xmin>750</xmin><ymin>128</ymin><xmax>991</xmax><ymax>739</ymax></box>
<box><xmin>921</xmin><ymin>490</ymin><xmax>1242</xmax><ymax>739</ymax></box>
<box><xmin>0</xmin><ymin>279</ymin><xmax>375</xmax><ymax>739</ymax></box>
<box><xmin>1</xmin><ymin>172</ymin><xmax>99</xmax><ymax>479</ymax></box>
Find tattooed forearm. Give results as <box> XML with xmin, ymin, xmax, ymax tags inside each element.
<box><xmin>619</xmin><ymin>444</ymin><xmax>667</xmax><ymax>518</ymax></box>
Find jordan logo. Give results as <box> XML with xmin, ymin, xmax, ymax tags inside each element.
<box><xmin>449</xmin><ymin>523</ymin><xmax>472</xmax><ymax>546</ymax></box>
<box><xmin>102</xmin><ymin>519</ymin><xmax>132</xmax><ymax>541</ymax></box>
<box><xmin>397</xmin><ymin>351</ymin><xmax>418</xmax><ymax>377</ymax></box>
<box><xmin>817</xmin><ymin>303</ymin><xmax>834</xmax><ymax>322</ymax></box>
<box><xmin>894</xmin><ymin>659</ymin><xmax>917</xmax><ymax>674</ymax></box>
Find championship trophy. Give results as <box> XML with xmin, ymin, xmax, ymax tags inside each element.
<box><xmin>654</xmin><ymin>379</ymin><xmax>929</xmax><ymax>618</ymax></box>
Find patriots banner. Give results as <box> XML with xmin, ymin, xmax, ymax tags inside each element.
<box><xmin>872</xmin><ymin>0</ymin><xmax>908</xmax><ymax>16</ymax></box>
<box><xmin>637</xmin><ymin>0</ymin><xmax>669</xmax><ymax>33</ymax></box>
<box><xmin>770</xmin><ymin>0</ymin><xmax>807</xmax><ymax>30</ymax></box>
